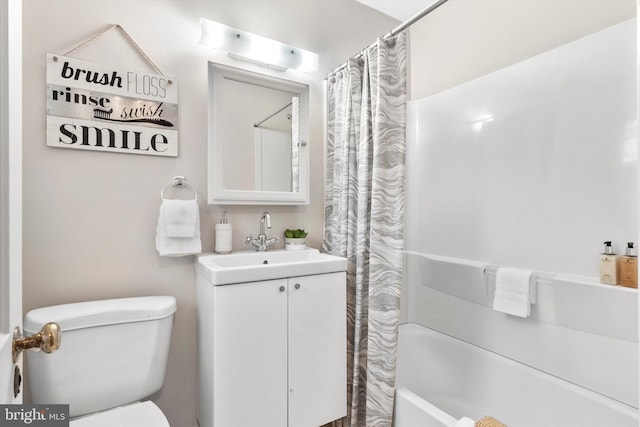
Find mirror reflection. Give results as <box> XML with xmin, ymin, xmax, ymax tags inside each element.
<box><xmin>208</xmin><ymin>63</ymin><xmax>309</xmax><ymax>205</ymax></box>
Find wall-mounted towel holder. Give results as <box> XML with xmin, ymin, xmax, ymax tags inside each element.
<box><xmin>482</xmin><ymin>266</ymin><xmax>554</xmax><ymax>305</ymax></box>
<box><xmin>160</xmin><ymin>176</ymin><xmax>197</xmax><ymax>201</ymax></box>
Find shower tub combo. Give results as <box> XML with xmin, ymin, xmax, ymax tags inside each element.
<box><xmin>397</xmin><ymin>17</ymin><xmax>638</xmax><ymax>427</ymax></box>
<box><xmin>393</xmin><ymin>252</ymin><xmax>638</xmax><ymax>427</ymax></box>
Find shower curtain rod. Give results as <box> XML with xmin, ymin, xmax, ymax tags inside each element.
<box><xmin>326</xmin><ymin>0</ymin><xmax>449</xmax><ymax>78</ymax></box>
<box><xmin>384</xmin><ymin>0</ymin><xmax>448</xmax><ymax>38</ymax></box>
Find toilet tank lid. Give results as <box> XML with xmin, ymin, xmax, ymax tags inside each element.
<box><xmin>24</xmin><ymin>296</ymin><xmax>177</xmax><ymax>333</ymax></box>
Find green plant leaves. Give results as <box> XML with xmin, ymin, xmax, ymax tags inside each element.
<box><xmin>284</xmin><ymin>228</ymin><xmax>308</xmax><ymax>238</ymax></box>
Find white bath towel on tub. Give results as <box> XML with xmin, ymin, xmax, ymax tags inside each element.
<box><xmin>156</xmin><ymin>199</ymin><xmax>202</xmax><ymax>256</ymax></box>
<box><xmin>454</xmin><ymin>417</ymin><xmax>475</xmax><ymax>427</ymax></box>
<box><xmin>492</xmin><ymin>267</ymin><xmax>535</xmax><ymax>317</ymax></box>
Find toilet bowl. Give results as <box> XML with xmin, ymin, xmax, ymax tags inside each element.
<box><xmin>24</xmin><ymin>296</ymin><xmax>176</xmax><ymax>426</ymax></box>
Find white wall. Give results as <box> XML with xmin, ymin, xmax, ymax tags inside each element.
<box><xmin>21</xmin><ymin>1</ymin><xmax>398</xmax><ymax>425</ymax></box>
<box><xmin>407</xmin><ymin>0</ymin><xmax>637</xmax><ymax>277</ymax></box>
<box><xmin>407</xmin><ymin>18</ymin><xmax>637</xmax><ymax>277</ymax></box>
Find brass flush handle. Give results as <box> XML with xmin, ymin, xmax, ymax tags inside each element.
<box><xmin>12</xmin><ymin>323</ymin><xmax>61</xmax><ymax>363</ymax></box>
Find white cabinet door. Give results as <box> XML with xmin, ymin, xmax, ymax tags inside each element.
<box><xmin>213</xmin><ymin>279</ymin><xmax>288</xmax><ymax>427</ymax></box>
<box><xmin>288</xmin><ymin>272</ymin><xmax>347</xmax><ymax>426</ymax></box>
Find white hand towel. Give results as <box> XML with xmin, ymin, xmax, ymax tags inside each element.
<box><xmin>161</xmin><ymin>199</ymin><xmax>198</xmax><ymax>237</ymax></box>
<box><xmin>156</xmin><ymin>199</ymin><xmax>202</xmax><ymax>257</ymax></box>
<box><xmin>492</xmin><ymin>267</ymin><xmax>535</xmax><ymax>318</ymax></box>
<box><xmin>454</xmin><ymin>417</ymin><xmax>475</xmax><ymax>427</ymax></box>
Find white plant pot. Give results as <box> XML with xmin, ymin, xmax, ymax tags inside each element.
<box><xmin>284</xmin><ymin>237</ymin><xmax>306</xmax><ymax>251</ymax></box>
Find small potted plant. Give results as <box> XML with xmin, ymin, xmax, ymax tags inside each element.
<box><xmin>284</xmin><ymin>229</ymin><xmax>308</xmax><ymax>250</ymax></box>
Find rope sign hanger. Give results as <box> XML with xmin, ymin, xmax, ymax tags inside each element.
<box><xmin>62</xmin><ymin>24</ymin><xmax>167</xmax><ymax>78</ymax></box>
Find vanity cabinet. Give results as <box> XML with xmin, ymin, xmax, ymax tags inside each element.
<box><xmin>196</xmin><ymin>271</ymin><xmax>346</xmax><ymax>427</ymax></box>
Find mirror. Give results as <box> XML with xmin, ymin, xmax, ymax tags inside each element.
<box><xmin>207</xmin><ymin>63</ymin><xmax>310</xmax><ymax>205</ymax></box>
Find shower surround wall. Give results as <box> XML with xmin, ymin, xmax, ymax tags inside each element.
<box><xmin>406</xmin><ymin>17</ymin><xmax>638</xmax><ymax>276</ymax></box>
<box><xmin>403</xmin><ymin>15</ymin><xmax>638</xmax><ymax>415</ymax></box>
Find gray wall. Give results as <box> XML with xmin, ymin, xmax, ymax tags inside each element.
<box><xmin>409</xmin><ymin>0</ymin><xmax>635</xmax><ymax>99</ymax></box>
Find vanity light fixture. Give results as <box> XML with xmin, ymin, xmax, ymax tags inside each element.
<box><xmin>199</xmin><ymin>18</ymin><xmax>319</xmax><ymax>73</ymax></box>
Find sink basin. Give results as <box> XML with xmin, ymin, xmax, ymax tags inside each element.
<box><xmin>196</xmin><ymin>248</ymin><xmax>348</xmax><ymax>285</ymax></box>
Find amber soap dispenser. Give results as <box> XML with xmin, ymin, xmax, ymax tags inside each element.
<box><xmin>599</xmin><ymin>241</ymin><xmax>618</xmax><ymax>285</ymax></box>
<box><xmin>620</xmin><ymin>242</ymin><xmax>638</xmax><ymax>288</ymax></box>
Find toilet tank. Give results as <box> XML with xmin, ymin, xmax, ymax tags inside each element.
<box><xmin>24</xmin><ymin>296</ymin><xmax>176</xmax><ymax>418</ymax></box>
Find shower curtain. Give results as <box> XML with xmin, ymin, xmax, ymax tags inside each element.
<box><xmin>323</xmin><ymin>32</ymin><xmax>406</xmax><ymax>427</ymax></box>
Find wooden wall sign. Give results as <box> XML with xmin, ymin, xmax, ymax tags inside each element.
<box><xmin>46</xmin><ymin>53</ymin><xmax>179</xmax><ymax>157</ymax></box>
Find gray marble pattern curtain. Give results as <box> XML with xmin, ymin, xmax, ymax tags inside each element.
<box><xmin>323</xmin><ymin>32</ymin><xmax>407</xmax><ymax>427</ymax></box>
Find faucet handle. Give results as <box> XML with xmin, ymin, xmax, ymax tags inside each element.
<box><xmin>265</xmin><ymin>236</ymin><xmax>279</xmax><ymax>248</ymax></box>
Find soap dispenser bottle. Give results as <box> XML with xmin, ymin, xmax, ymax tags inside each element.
<box><xmin>599</xmin><ymin>241</ymin><xmax>618</xmax><ymax>285</ymax></box>
<box><xmin>619</xmin><ymin>242</ymin><xmax>638</xmax><ymax>288</ymax></box>
<box><xmin>215</xmin><ymin>211</ymin><xmax>232</xmax><ymax>254</ymax></box>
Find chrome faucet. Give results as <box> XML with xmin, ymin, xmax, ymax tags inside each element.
<box><xmin>245</xmin><ymin>211</ymin><xmax>278</xmax><ymax>251</ymax></box>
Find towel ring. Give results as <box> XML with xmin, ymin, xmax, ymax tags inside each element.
<box><xmin>160</xmin><ymin>176</ymin><xmax>197</xmax><ymax>201</ymax></box>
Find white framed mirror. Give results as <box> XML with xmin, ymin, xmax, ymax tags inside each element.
<box><xmin>207</xmin><ymin>62</ymin><xmax>310</xmax><ymax>205</ymax></box>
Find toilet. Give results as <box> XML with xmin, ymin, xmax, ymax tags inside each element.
<box><xmin>24</xmin><ymin>296</ymin><xmax>176</xmax><ymax>426</ymax></box>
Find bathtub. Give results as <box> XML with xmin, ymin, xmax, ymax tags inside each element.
<box><xmin>394</xmin><ymin>387</ymin><xmax>457</xmax><ymax>427</ymax></box>
<box><xmin>394</xmin><ymin>323</ymin><xmax>638</xmax><ymax>427</ymax></box>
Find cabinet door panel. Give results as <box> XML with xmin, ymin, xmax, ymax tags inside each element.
<box><xmin>289</xmin><ymin>272</ymin><xmax>347</xmax><ymax>426</ymax></box>
<box><xmin>213</xmin><ymin>280</ymin><xmax>288</xmax><ymax>427</ymax></box>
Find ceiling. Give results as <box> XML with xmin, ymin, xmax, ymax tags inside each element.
<box><xmin>355</xmin><ymin>0</ymin><xmax>434</xmax><ymax>21</ymax></box>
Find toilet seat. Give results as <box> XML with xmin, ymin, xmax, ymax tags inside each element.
<box><xmin>70</xmin><ymin>401</ymin><xmax>169</xmax><ymax>427</ymax></box>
